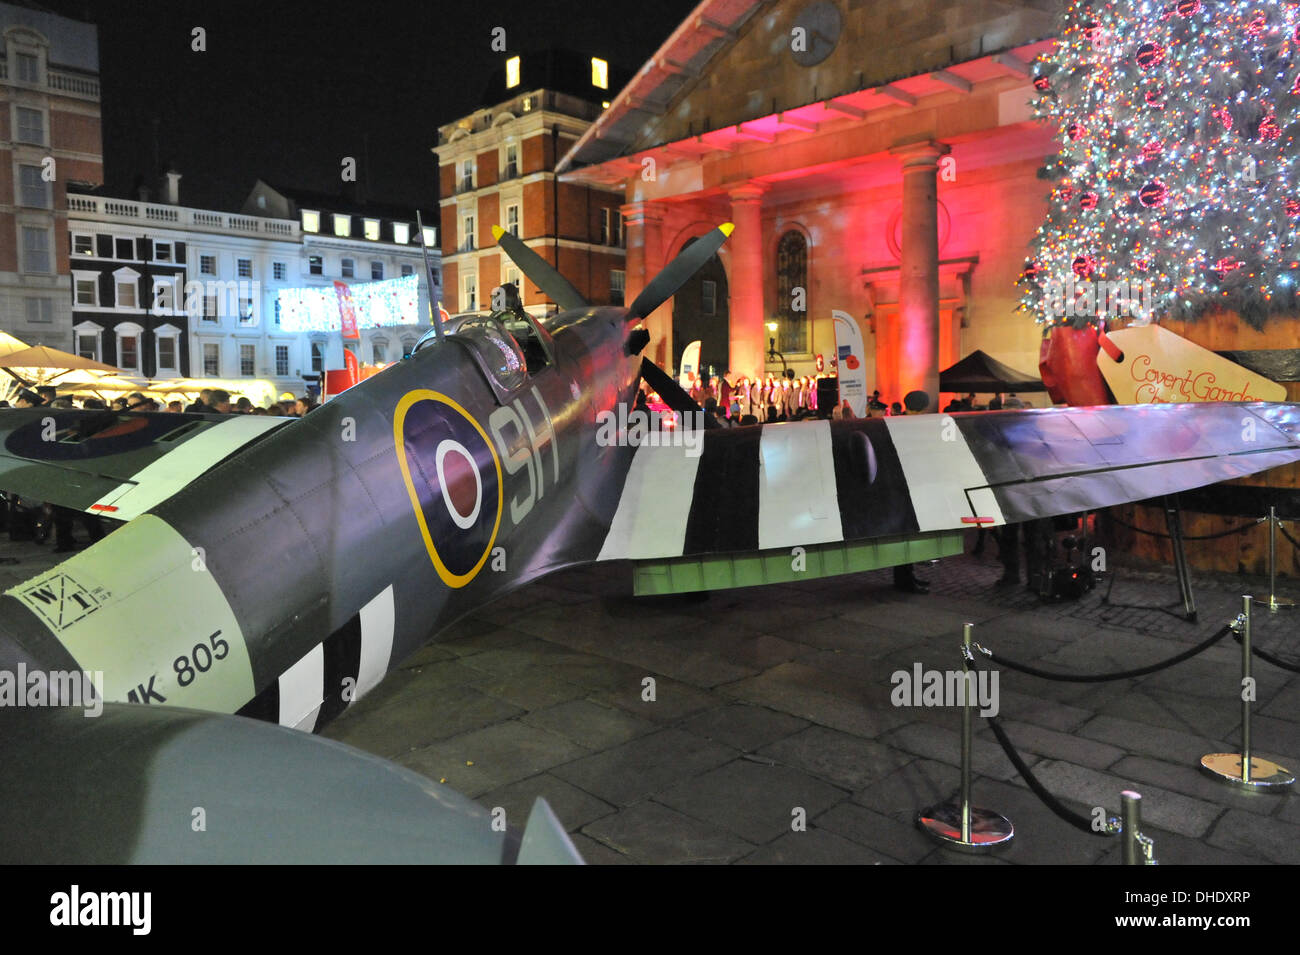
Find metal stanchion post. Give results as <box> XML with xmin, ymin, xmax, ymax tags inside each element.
<box><xmin>1255</xmin><ymin>506</ymin><xmax>1295</xmax><ymax>613</ymax></box>
<box><xmin>1201</xmin><ymin>596</ymin><xmax>1295</xmax><ymax>791</ymax></box>
<box><xmin>1120</xmin><ymin>790</ymin><xmax>1157</xmax><ymax>865</ymax></box>
<box><xmin>916</xmin><ymin>622</ymin><xmax>1014</xmax><ymax>850</ymax></box>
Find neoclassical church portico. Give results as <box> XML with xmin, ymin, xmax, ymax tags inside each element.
<box><xmin>558</xmin><ymin>0</ymin><xmax>1060</xmax><ymax>407</ymax></box>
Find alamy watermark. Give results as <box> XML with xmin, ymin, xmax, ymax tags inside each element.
<box><xmin>0</xmin><ymin>664</ymin><xmax>103</xmax><ymax>717</ymax></box>
<box><xmin>1042</xmin><ymin>275</ymin><xmax>1155</xmax><ymax>321</ymax></box>
<box><xmin>595</xmin><ymin>405</ymin><xmax>705</xmax><ymax>457</ymax></box>
<box><xmin>890</xmin><ymin>663</ymin><xmax>999</xmax><ymax>717</ymax></box>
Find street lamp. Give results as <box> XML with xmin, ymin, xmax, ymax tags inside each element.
<box><xmin>766</xmin><ymin>320</ymin><xmax>787</xmax><ymax>375</ymax></box>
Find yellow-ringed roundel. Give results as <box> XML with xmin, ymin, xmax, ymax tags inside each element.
<box><xmin>394</xmin><ymin>390</ymin><xmax>503</xmax><ymax>588</ymax></box>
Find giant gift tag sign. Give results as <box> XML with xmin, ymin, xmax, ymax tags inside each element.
<box><xmin>1096</xmin><ymin>324</ymin><xmax>1286</xmax><ymax>404</ymax></box>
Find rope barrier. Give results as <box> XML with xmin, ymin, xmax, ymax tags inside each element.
<box><xmin>975</xmin><ymin>623</ymin><xmax>1234</xmax><ymax>683</ymax></box>
<box><xmin>1279</xmin><ymin>519</ymin><xmax>1300</xmax><ymax>553</ymax></box>
<box><xmin>1232</xmin><ymin>631</ymin><xmax>1300</xmax><ymax>674</ymax></box>
<box><xmin>985</xmin><ymin>715</ymin><xmax>1105</xmax><ymax>835</ymax></box>
<box><xmin>1101</xmin><ymin>511</ymin><xmax>1266</xmax><ymax>541</ymax></box>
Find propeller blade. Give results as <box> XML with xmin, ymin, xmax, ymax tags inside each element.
<box><xmin>640</xmin><ymin>357</ymin><xmax>719</xmax><ymax>428</ymax></box>
<box><xmin>627</xmin><ymin>223</ymin><xmax>733</xmax><ymax>321</ymax></box>
<box><xmin>491</xmin><ymin>225</ymin><xmax>588</xmax><ymax>312</ymax></box>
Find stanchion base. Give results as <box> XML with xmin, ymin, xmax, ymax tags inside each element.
<box><xmin>1200</xmin><ymin>753</ymin><xmax>1295</xmax><ymax>792</ymax></box>
<box><xmin>1262</xmin><ymin>596</ymin><xmax>1295</xmax><ymax>613</ymax></box>
<box><xmin>916</xmin><ymin>801</ymin><xmax>1014</xmax><ymax>851</ymax></box>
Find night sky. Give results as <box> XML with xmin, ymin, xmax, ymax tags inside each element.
<box><xmin>35</xmin><ymin>0</ymin><xmax>701</xmax><ymax>212</ymax></box>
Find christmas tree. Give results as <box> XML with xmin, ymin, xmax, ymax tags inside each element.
<box><xmin>1021</xmin><ymin>0</ymin><xmax>1300</xmax><ymax>329</ymax></box>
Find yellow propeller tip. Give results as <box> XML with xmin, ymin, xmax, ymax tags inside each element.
<box><xmin>719</xmin><ymin>222</ymin><xmax>735</xmax><ymax>237</ymax></box>
<box><xmin>491</xmin><ymin>224</ymin><xmax>505</xmax><ymax>240</ymax></box>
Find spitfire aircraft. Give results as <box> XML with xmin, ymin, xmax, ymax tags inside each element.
<box><xmin>2</xmin><ymin>221</ymin><xmax>1300</xmax><ymax>863</ymax></box>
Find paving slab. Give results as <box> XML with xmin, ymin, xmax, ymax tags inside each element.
<box><xmin>737</xmin><ymin>828</ymin><xmax>896</xmax><ymax>865</ymax></box>
<box><xmin>398</xmin><ymin>721</ymin><xmax>590</xmax><ymax>798</ymax></box>
<box><xmin>476</xmin><ymin>772</ymin><xmax>616</xmax><ymax>833</ymax></box>
<box><xmin>470</xmin><ymin>668</ymin><xmax>589</xmax><ymax>711</ymax></box>
<box><xmin>1205</xmin><ymin>809</ymin><xmax>1300</xmax><ymax>865</ymax></box>
<box><xmin>581</xmin><ymin>800</ymin><xmax>755</xmax><ymax>864</ymax></box>
<box><xmin>758</xmin><ymin>725</ymin><xmax>911</xmax><ymax>790</ymax></box>
<box><xmin>1028</xmin><ymin>760</ymin><xmax>1224</xmax><ymax>839</ymax></box>
<box><xmin>323</xmin><ymin>684</ymin><xmax>525</xmax><ymax>759</ymax></box>
<box><xmin>520</xmin><ymin>699</ymin><xmax>657</xmax><ymax>751</ymax></box>
<box><xmin>681</xmin><ymin>703</ymin><xmax>809</xmax><ymax>752</ymax></box>
<box><xmin>551</xmin><ymin>728</ymin><xmax>736</xmax><ymax>806</ymax></box>
<box><xmin>813</xmin><ymin>802</ymin><xmax>934</xmax><ymax>863</ymax></box>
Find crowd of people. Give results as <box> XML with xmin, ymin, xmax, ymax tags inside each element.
<box><xmin>2</xmin><ymin>385</ymin><xmax>317</xmax><ymax>418</ymax></box>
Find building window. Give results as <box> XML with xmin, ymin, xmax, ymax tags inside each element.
<box><xmin>74</xmin><ymin>276</ymin><xmax>97</xmax><ymax>305</ymax></box>
<box><xmin>599</xmin><ymin>208</ymin><xmax>609</xmax><ymax>245</ymax></box>
<box><xmin>273</xmin><ymin>261</ymin><xmax>286</xmax><ymax>281</ymax></box>
<box><xmin>154</xmin><ymin>241</ymin><xmax>172</xmax><ymax>262</ymax></box>
<box><xmin>505</xmin><ymin>204</ymin><xmax>520</xmax><ymax>238</ymax></box>
<box><xmin>463</xmin><ymin>275</ymin><xmax>477</xmax><ymax>311</ymax></box>
<box><xmin>115</xmin><ymin>237</ymin><xmax>134</xmax><ymax>260</ymax></box>
<box><xmin>72</xmin><ymin>233</ymin><xmax>94</xmax><ymax>257</ymax></box>
<box><xmin>505</xmin><ymin>266</ymin><xmax>522</xmax><ymax>303</ymax></box>
<box><xmin>333</xmin><ymin>214</ymin><xmax>351</xmax><ymax>237</ymax></box>
<box><xmin>15</xmin><ymin>52</ymin><xmax>38</xmax><ymax>84</ymax></box>
<box><xmin>275</xmin><ymin>344</ymin><xmax>289</xmax><ymax>376</ymax></box>
<box><xmin>76</xmin><ymin>329</ymin><xmax>99</xmax><ymax>361</ymax></box>
<box><xmin>341</xmin><ymin>258</ymin><xmax>355</xmax><ymax>278</ymax></box>
<box><xmin>506</xmin><ymin>55</ymin><xmax>520</xmax><ymax>88</ymax></box>
<box><xmin>237</xmin><ymin>258</ymin><xmax>252</xmax><ymax>278</ymax></box>
<box><xmin>157</xmin><ymin>336</ymin><xmax>177</xmax><ymax>373</ymax></box>
<box><xmin>401</xmin><ymin>264</ymin><xmax>413</xmax><ymax>277</ymax></box>
<box><xmin>119</xmin><ymin>335</ymin><xmax>139</xmax><ymax>371</ymax></box>
<box><xmin>522</xmin><ymin>95</ymin><xmax>534</xmax><ymax>112</ymax></box>
<box><xmin>591</xmin><ymin>57</ymin><xmax>608</xmax><ymax>89</ymax></box>
<box><xmin>393</xmin><ymin>222</ymin><xmax>410</xmax><ymax>245</ymax></box>
<box><xmin>239</xmin><ymin>297</ymin><xmax>254</xmax><ymax>324</ymax></box>
<box><xmin>152</xmin><ymin>279</ymin><xmax>178</xmax><ymax>312</ymax></box>
<box><xmin>23</xmin><ymin>227</ymin><xmax>50</xmax><ymax>273</ymax></box>
<box><xmin>240</xmin><ymin>344</ymin><xmax>255</xmax><ymax>376</ymax></box>
<box><xmin>16</xmin><ymin>107</ymin><xmax>43</xmax><ymax>145</ymax></box>
<box><xmin>422</xmin><ymin>226</ymin><xmax>436</xmax><ymax>247</ymax></box>
<box><xmin>702</xmin><ymin>279</ymin><xmax>716</xmax><ymax>316</ymax></box>
<box><xmin>203</xmin><ymin>342</ymin><xmax>220</xmax><ymax>376</ymax></box>
<box><xmin>19</xmin><ymin>165</ymin><xmax>50</xmax><ymax>208</ymax></box>
<box><xmin>610</xmin><ymin>269</ymin><xmax>625</xmax><ymax>307</ymax></box>
<box><xmin>203</xmin><ymin>295</ymin><xmax>218</xmax><ymax>322</ymax></box>
<box><xmin>199</xmin><ymin>253</ymin><xmax>216</xmax><ymax>275</ymax></box>
<box><xmin>372</xmin><ymin>341</ymin><xmax>386</xmax><ymax>364</ymax></box>
<box><xmin>614</xmin><ymin>212</ymin><xmax>623</xmax><ymax>247</ymax></box>
<box><xmin>302</xmin><ymin>210</ymin><xmax>319</xmax><ymax>232</ymax></box>
<box><xmin>115</xmin><ymin>269</ymin><xmax>138</xmax><ymax>308</ymax></box>
<box><xmin>462</xmin><ymin>214</ymin><xmax>475</xmax><ymax>252</ymax></box>
<box><xmin>25</xmin><ymin>297</ymin><xmax>52</xmax><ymax>323</ymax></box>
<box><xmin>460</xmin><ymin>159</ymin><xmax>474</xmax><ymax>192</ymax></box>
<box><xmin>364</xmin><ymin>219</ymin><xmax>380</xmax><ymax>241</ymax></box>
<box><xmin>776</xmin><ymin>230</ymin><xmax>809</xmax><ymax>353</ymax></box>
<box><xmin>504</xmin><ymin>143</ymin><xmax>519</xmax><ymax>179</ymax></box>
<box><xmin>310</xmin><ymin>341</ymin><xmax>325</xmax><ymax>373</ymax></box>
<box><xmin>309</xmin><ymin>255</ymin><xmax>323</xmax><ymax>275</ymax></box>
<box><xmin>371</xmin><ymin>261</ymin><xmax>384</xmax><ymax>280</ymax></box>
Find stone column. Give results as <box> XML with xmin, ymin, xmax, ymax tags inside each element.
<box><xmin>890</xmin><ymin>141</ymin><xmax>949</xmax><ymax>411</ymax></box>
<box><xmin>727</xmin><ymin>183</ymin><xmax>767</xmax><ymax>379</ymax></box>
<box><xmin>621</xmin><ymin>200</ymin><xmax>667</xmax><ymax>364</ymax></box>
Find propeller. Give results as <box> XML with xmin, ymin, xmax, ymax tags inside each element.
<box><xmin>491</xmin><ymin>225</ymin><xmax>588</xmax><ymax>311</ymax></box>
<box><xmin>639</xmin><ymin>357</ymin><xmax>718</xmax><ymax>428</ymax></box>
<box><xmin>627</xmin><ymin>223</ymin><xmax>733</xmax><ymax>322</ymax></box>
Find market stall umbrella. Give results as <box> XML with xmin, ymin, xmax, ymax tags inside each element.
<box><xmin>939</xmin><ymin>349</ymin><xmax>1047</xmax><ymax>394</ymax></box>
<box><xmin>0</xmin><ymin>331</ymin><xmax>29</xmax><ymax>359</ymax></box>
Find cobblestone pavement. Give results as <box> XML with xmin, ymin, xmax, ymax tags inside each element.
<box><xmin>3</xmin><ymin>526</ymin><xmax>1297</xmax><ymax>865</ymax></box>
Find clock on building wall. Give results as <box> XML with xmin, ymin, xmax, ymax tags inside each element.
<box><xmin>790</xmin><ymin>1</ymin><xmax>842</xmax><ymax>67</ymax></box>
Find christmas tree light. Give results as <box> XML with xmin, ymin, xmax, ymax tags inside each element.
<box><xmin>1021</xmin><ymin>0</ymin><xmax>1300</xmax><ymax>328</ymax></box>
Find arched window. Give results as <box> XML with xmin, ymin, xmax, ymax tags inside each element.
<box><xmin>775</xmin><ymin>231</ymin><xmax>808</xmax><ymax>353</ymax></box>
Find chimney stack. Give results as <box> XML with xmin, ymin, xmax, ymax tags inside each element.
<box><xmin>162</xmin><ymin>168</ymin><xmax>181</xmax><ymax>205</ymax></box>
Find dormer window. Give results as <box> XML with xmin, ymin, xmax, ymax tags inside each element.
<box><xmin>392</xmin><ymin>222</ymin><xmax>410</xmax><ymax>245</ymax></box>
<box><xmin>591</xmin><ymin>57</ymin><xmax>608</xmax><ymax>89</ymax></box>
<box><xmin>333</xmin><ymin>214</ymin><xmax>351</xmax><ymax>237</ymax></box>
<box><xmin>364</xmin><ymin>218</ymin><xmax>380</xmax><ymax>241</ymax></box>
<box><xmin>302</xmin><ymin>210</ymin><xmax>320</xmax><ymax>232</ymax></box>
<box><xmin>506</xmin><ymin>55</ymin><xmax>520</xmax><ymax>89</ymax></box>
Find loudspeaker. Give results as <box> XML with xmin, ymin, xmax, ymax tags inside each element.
<box><xmin>816</xmin><ymin>377</ymin><xmax>839</xmax><ymax>415</ymax></box>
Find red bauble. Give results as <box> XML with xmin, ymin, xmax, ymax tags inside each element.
<box><xmin>1134</xmin><ymin>257</ymin><xmax>1151</xmax><ymax>272</ymax></box>
<box><xmin>1215</xmin><ymin>256</ymin><xmax>1242</xmax><ymax>274</ymax></box>
<box><xmin>1080</xmin><ymin>191</ymin><xmax>1099</xmax><ymax>210</ymax></box>
<box><xmin>1176</xmin><ymin>0</ymin><xmax>1200</xmax><ymax>14</ymax></box>
<box><xmin>1067</xmin><ymin>122</ymin><xmax>1086</xmax><ymax>141</ymax></box>
<box><xmin>1139</xmin><ymin>181</ymin><xmax>1168</xmax><ymax>207</ymax></box>
<box><xmin>1211</xmin><ymin>106</ymin><xmax>1232</xmax><ymax>131</ymax></box>
<box><xmin>1060</xmin><ymin>186</ymin><xmax>1076</xmax><ymax>203</ymax></box>
<box><xmin>1258</xmin><ymin>115</ymin><xmax>1280</xmax><ymax>141</ymax></box>
<box><xmin>1136</xmin><ymin>42</ymin><xmax>1166</xmax><ymax>68</ymax></box>
<box><xmin>1033</xmin><ymin>75</ymin><xmax>1051</xmax><ymax>92</ymax></box>
<box><xmin>1023</xmin><ymin>260</ymin><xmax>1042</xmax><ymax>280</ymax></box>
<box><xmin>1082</xmin><ymin>20</ymin><xmax>1102</xmax><ymax>43</ymax></box>
<box><xmin>1286</xmin><ymin>198</ymin><xmax>1300</xmax><ymax>217</ymax></box>
<box><xmin>1073</xmin><ymin>254</ymin><xmax>1097</xmax><ymax>278</ymax></box>
<box><xmin>1291</xmin><ymin>74</ymin><xmax>1300</xmax><ymax>96</ymax></box>
<box><xmin>1141</xmin><ymin>140</ymin><xmax>1163</xmax><ymax>161</ymax></box>
<box><xmin>1144</xmin><ymin>81</ymin><xmax>1166</xmax><ymax>107</ymax></box>
<box><xmin>1244</xmin><ymin>11</ymin><xmax>1266</xmax><ymax>37</ymax></box>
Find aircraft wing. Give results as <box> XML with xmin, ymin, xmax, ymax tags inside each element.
<box><xmin>596</xmin><ymin>403</ymin><xmax>1300</xmax><ymax>593</ymax></box>
<box><xmin>0</xmin><ymin>409</ymin><xmax>288</xmax><ymax>520</ymax></box>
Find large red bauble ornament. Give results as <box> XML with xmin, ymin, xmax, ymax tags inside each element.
<box><xmin>1139</xmin><ymin>180</ymin><xmax>1168</xmax><ymax>207</ymax></box>
<box><xmin>1060</xmin><ymin>186</ymin><xmax>1076</xmax><ymax>203</ymax></box>
<box><xmin>1082</xmin><ymin>21</ymin><xmax>1101</xmax><ymax>44</ymax></box>
<box><xmin>1023</xmin><ymin>259</ymin><xmax>1042</xmax><ymax>280</ymax></box>
<box><xmin>1244</xmin><ymin>11</ymin><xmax>1266</xmax><ymax>37</ymax></box>
<box><xmin>1136</xmin><ymin>42</ymin><xmax>1166</xmax><ymax>68</ymax></box>
<box><xmin>1080</xmin><ymin>191</ymin><xmax>1099</xmax><ymax>210</ymax></box>
<box><xmin>1176</xmin><ymin>0</ymin><xmax>1200</xmax><ymax>14</ymax></box>
<box><xmin>1033</xmin><ymin>75</ymin><xmax>1051</xmax><ymax>92</ymax></box>
<box><xmin>1286</xmin><ymin>198</ymin><xmax>1300</xmax><ymax>217</ymax></box>
<box><xmin>1067</xmin><ymin>122</ymin><xmax>1086</xmax><ymax>141</ymax></box>
<box><xmin>1258</xmin><ymin>115</ymin><xmax>1280</xmax><ymax>141</ymax></box>
<box><xmin>1073</xmin><ymin>254</ymin><xmax>1097</xmax><ymax>278</ymax></box>
<box><xmin>1141</xmin><ymin>140</ymin><xmax>1163</xmax><ymax>161</ymax></box>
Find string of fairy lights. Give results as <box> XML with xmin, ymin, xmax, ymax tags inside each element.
<box><xmin>276</xmin><ymin>273</ymin><xmax>422</xmax><ymax>334</ymax></box>
<box><xmin>1021</xmin><ymin>0</ymin><xmax>1300</xmax><ymax>328</ymax></box>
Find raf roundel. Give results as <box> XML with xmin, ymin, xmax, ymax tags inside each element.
<box><xmin>394</xmin><ymin>390</ymin><xmax>503</xmax><ymax>588</ymax></box>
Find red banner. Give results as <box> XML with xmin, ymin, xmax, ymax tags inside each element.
<box><xmin>334</xmin><ymin>280</ymin><xmax>360</xmax><ymax>340</ymax></box>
